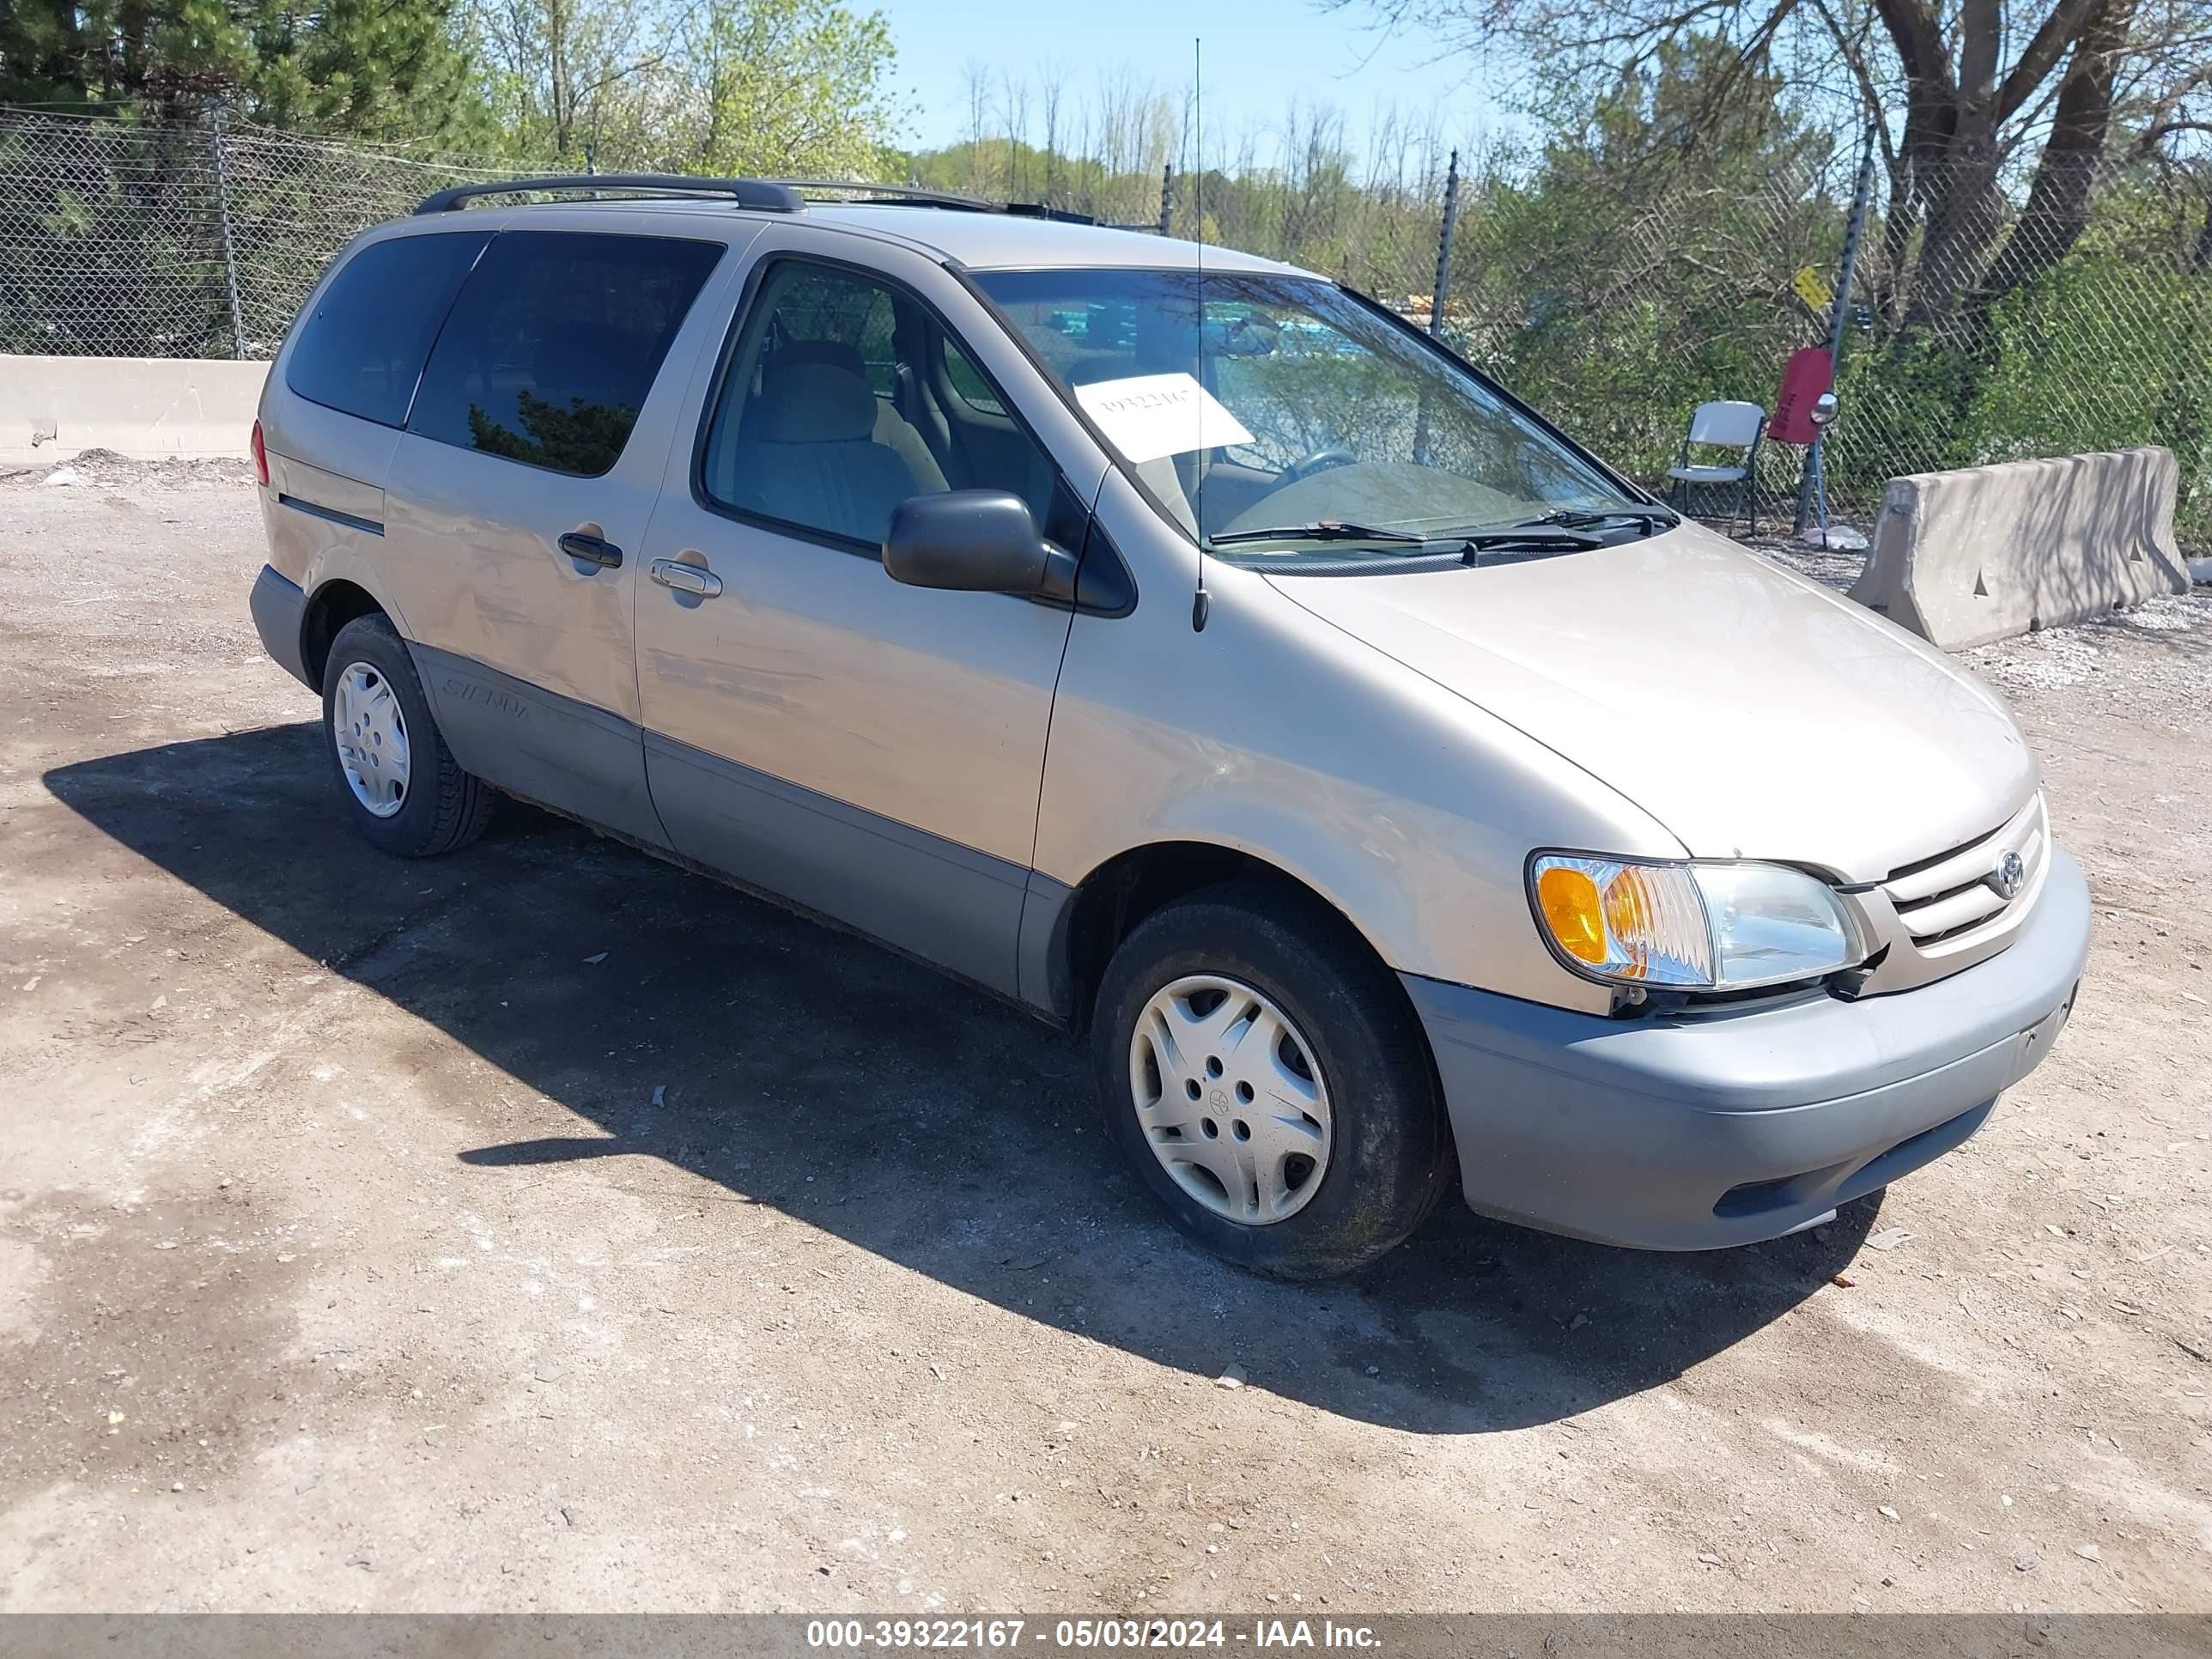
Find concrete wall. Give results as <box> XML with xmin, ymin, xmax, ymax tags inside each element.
<box><xmin>1</xmin><ymin>355</ymin><xmax>268</xmax><ymax>466</ymax></box>
<box><xmin>1848</xmin><ymin>446</ymin><xmax>2191</xmax><ymax>651</ymax></box>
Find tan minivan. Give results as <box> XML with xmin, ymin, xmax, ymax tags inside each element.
<box><xmin>248</xmin><ymin>176</ymin><xmax>2089</xmax><ymax>1277</ymax></box>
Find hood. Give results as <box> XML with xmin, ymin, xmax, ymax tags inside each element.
<box><xmin>1267</xmin><ymin>526</ymin><xmax>2036</xmax><ymax>883</ymax></box>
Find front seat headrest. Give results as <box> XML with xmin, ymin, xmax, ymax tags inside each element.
<box><xmin>774</xmin><ymin>337</ymin><xmax>871</xmax><ymax>380</ymax></box>
<box><xmin>752</xmin><ymin>362</ymin><xmax>879</xmax><ymax>445</ymax></box>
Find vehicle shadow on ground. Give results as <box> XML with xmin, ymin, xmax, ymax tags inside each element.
<box><xmin>46</xmin><ymin>723</ymin><xmax>1875</xmax><ymax>1434</ymax></box>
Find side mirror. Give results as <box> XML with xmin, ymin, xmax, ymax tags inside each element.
<box><xmin>884</xmin><ymin>489</ymin><xmax>1054</xmax><ymax>594</ymax></box>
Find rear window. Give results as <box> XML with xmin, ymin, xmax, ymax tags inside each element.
<box><xmin>407</xmin><ymin>230</ymin><xmax>725</xmax><ymax>477</ymax></box>
<box><xmin>284</xmin><ymin>232</ymin><xmax>489</xmax><ymax>427</ymax></box>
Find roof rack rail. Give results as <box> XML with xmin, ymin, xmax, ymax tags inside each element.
<box><xmin>413</xmin><ymin>174</ymin><xmax>805</xmax><ymax>216</ymax></box>
<box><xmin>769</xmin><ymin>179</ymin><xmax>1097</xmax><ymax>225</ymax></box>
<box><xmin>1002</xmin><ymin>201</ymin><xmax>1097</xmax><ymax>225</ymax></box>
<box><xmin>769</xmin><ymin>179</ymin><xmax>996</xmax><ymax>210</ymax></box>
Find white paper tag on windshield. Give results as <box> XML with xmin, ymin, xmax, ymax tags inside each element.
<box><xmin>1073</xmin><ymin>372</ymin><xmax>1255</xmax><ymax>464</ymax></box>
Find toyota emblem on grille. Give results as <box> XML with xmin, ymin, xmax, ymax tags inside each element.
<box><xmin>1987</xmin><ymin>850</ymin><xmax>2026</xmax><ymax>900</ymax></box>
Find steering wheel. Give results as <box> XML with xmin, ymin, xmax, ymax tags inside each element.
<box><xmin>1281</xmin><ymin>447</ymin><xmax>1357</xmax><ymax>483</ymax></box>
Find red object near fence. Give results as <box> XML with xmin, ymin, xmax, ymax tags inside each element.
<box><xmin>1770</xmin><ymin>347</ymin><xmax>1834</xmax><ymax>446</ymax></box>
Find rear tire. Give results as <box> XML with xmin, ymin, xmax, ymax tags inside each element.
<box><xmin>321</xmin><ymin>613</ymin><xmax>493</xmax><ymax>857</ymax></box>
<box><xmin>1091</xmin><ymin>878</ymin><xmax>1450</xmax><ymax>1278</ymax></box>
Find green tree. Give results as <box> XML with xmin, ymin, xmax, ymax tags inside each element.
<box><xmin>465</xmin><ymin>0</ymin><xmax>904</xmax><ymax>175</ymax></box>
<box><xmin>681</xmin><ymin>0</ymin><xmax>902</xmax><ymax>177</ymax></box>
<box><xmin>1447</xmin><ymin>39</ymin><xmax>1839</xmax><ymax>484</ymax></box>
<box><xmin>465</xmin><ymin>0</ymin><xmax>659</xmax><ymax>161</ymax></box>
<box><xmin>2</xmin><ymin>0</ymin><xmax>484</xmax><ymax>140</ymax></box>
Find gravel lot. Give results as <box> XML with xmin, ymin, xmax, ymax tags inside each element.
<box><xmin>2</xmin><ymin>456</ymin><xmax>2209</xmax><ymax>1615</ymax></box>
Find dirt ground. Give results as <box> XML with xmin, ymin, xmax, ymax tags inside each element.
<box><xmin>1</xmin><ymin>455</ymin><xmax>2208</xmax><ymax>1615</ymax></box>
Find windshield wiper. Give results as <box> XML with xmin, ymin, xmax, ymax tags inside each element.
<box><xmin>1455</xmin><ymin>525</ymin><xmax>1606</xmax><ymax>551</ymax></box>
<box><xmin>1207</xmin><ymin>520</ymin><xmax>1429</xmax><ymax>548</ymax></box>
<box><xmin>1514</xmin><ymin>506</ymin><xmax>1679</xmax><ymax>533</ymax></box>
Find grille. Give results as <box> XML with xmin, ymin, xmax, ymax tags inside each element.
<box><xmin>1881</xmin><ymin>794</ymin><xmax>2048</xmax><ymax>949</ymax></box>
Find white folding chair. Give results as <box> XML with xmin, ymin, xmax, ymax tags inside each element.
<box><xmin>1667</xmin><ymin>400</ymin><xmax>1766</xmax><ymax>535</ymax></box>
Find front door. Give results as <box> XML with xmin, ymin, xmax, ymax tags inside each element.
<box><xmin>633</xmin><ymin>234</ymin><xmax>1101</xmax><ymax>996</ymax></box>
<box><xmin>380</xmin><ymin>222</ymin><xmax>748</xmax><ymax>846</ymax></box>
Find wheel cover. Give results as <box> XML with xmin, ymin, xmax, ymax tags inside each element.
<box><xmin>331</xmin><ymin>660</ymin><xmax>411</xmax><ymax>819</ymax></box>
<box><xmin>1127</xmin><ymin>974</ymin><xmax>1334</xmax><ymax>1226</ymax></box>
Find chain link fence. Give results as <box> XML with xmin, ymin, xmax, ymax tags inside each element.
<box><xmin>1146</xmin><ymin>131</ymin><xmax>2212</xmax><ymax>543</ymax></box>
<box><xmin>6</xmin><ymin>104</ymin><xmax>2208</xmax><ymax>544</ymax></box>
<box><xmin>1</xmin><ymin>108</ymin><xmax>532</xmax><ymax>358</ymax></box>
<box><xmin>1435</xmin><ymin>139</ymin><xmax>2212</xmax><ymax>543</ymax></box>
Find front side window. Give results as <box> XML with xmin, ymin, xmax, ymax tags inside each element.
<box><xmin>284</xmin><ymin>231</ymin><xmax>489</xmax><ymax>427</ymax></box>
<box><xmin>975</xmin><ymin>268</ymin><xmax>1653</xmax><ymax>562</ymax></box>
<box><xmin>699</xmin><ymin>260</ymin><xmax>1055</xmax><ymax>547</ymax></box>
<box><xmin>941</xmin><ymin>339</ymin><xmax>1006</xmax><ymax>416</ymax></box>
<box><xmin>408</xmin><ymin>231</ymin><xmax>724</xmax><ymax>478</ymax></box>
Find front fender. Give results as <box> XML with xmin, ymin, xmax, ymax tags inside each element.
<box><xmin>1034</xmin><ymin>515</ymin><xmax>1686</xmax><ymax>1015</ymax></box>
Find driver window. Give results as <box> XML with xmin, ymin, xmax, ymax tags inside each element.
<box><xmin>699</xmin><ymin>260</ymin><xmax>1053</xmax><ymax>548</ymax></box>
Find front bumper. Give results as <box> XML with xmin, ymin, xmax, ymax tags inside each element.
<box><xmin>1405</xmin><ymin>847</ymin><xmax>2091</xmax><ymax>1249</ymax></box>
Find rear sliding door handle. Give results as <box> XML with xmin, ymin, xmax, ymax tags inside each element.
<box><xmin>650</xmin><ymin>557</ymin><xmax>723</xmax><ymax>599</ymax></box>
<box><xmin>558</xmin><ymin>531</ymin><xmax>623</xmax><ymax>569</ymax></box>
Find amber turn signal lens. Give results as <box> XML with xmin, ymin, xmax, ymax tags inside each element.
<box><xmin>1530</xmin><ymin>853</ymin><xmax>1716</xmax><ymax>985</ymax></box>
<box><xmin>1534</xmin><ymin>864</ymin><xmax>1607</xmax><ymax>963</ymax></box>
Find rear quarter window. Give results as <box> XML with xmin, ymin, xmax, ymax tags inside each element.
<box><xmin>407</xmin><ymin>230</ymin><xmax>725</xmax><ymax>478</ymax></box>
<box><xmin>283</xmin><ymin>231</ymin><xmax>489</xmax><ymax>427</ymax></box>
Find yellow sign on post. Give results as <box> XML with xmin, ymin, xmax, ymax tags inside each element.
<box><xmin>1792</xmin><ymin>264</ymin><xmax>1834</xmax><ymax>313</ymax></box>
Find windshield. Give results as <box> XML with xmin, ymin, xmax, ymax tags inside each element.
<box><xmin>973</xmin><ymin>267</ymin><xmax>1656</xmax><ymax>560</ymax></box>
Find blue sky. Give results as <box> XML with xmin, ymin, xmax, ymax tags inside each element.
<box><xmin>875</xmin><ymin>0</ymin><xmax>1522</xmax><ymax>161</ymax></box>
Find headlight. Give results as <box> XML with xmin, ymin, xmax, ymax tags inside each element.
<box><xmin>1529</xmin><ymin>853</ymin><xmax>1867</xmax><ymax>993</ymax></box>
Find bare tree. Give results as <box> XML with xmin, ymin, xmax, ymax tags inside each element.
<box><xmin>1094</xmin><ymin>64</ymin><xmax>1135</xmax><ymax>185</ymax></box>
<box><xmin>1002</xmin><ymin>68</ymin><xmax>1030</xmax><ymax>198</ymax></box>
<box><xmin>472</xmin><ymin>0</ymin><xmax>657</xmax><ymax>161</ymax></box>
<box><xmin>960</xmin><ymin>57</ymin><xmax>992</xmax><ymax>193</ymax></box>
<box><xmin>1333</xmin><ymin>0</ymin><xmax>2212</xmax><ymax>326</ymax></box>
<box><xmin>1038</xmin><ymin>58</ymin><xmax>1066</xmax><ymax>203</ymax></box>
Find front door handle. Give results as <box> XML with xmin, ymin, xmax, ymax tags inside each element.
<box><xmin>650</xmin><ymin>557</ymin><xmax>723</xmax><ymax>599</ymax></box>
<box><xmin>558</xmin><ymin>531</ymin><xmax>623</xmax><ymax>569</ymax></box>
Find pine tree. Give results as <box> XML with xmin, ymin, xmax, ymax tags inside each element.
<box><xmin>2</xmin><ymin>0</ymin><xmax>487</xmax><ymax>141</ymax></box>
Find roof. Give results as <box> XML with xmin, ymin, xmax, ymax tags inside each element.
<box><xmin>388</xmin><ymin>193</ymin><xmax>1310</xmax><ymax>276</ymax></box>
<box><xmin>800</xmin><ymin>204</ymin><xmax>1306</xmax><ymax>275</ymax></box>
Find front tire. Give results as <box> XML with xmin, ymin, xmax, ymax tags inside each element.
<box><xmin>1091</xmin><ymin>879</ymin><xmax>1450</xmax><ymax>1278</ymax></box>
<box><xmin>321</xmin><ymin>613</ymin><xmax>493</xmax><ymax>857</ymax></box>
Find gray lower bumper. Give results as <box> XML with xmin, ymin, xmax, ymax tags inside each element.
<box><xmin>1406</xmin><ymin>847</ymin><xmax>2091</xmax><ymax>1250</ymax></box>
<box><xmin>250</xmin><ymin>564</ymin><xmax>315</xmax><ymax>690</ymax></box>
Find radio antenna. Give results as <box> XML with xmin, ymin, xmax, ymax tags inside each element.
<box><xmin>1190</xmin><ymin>36</ymin><xmax>1210</xmax><ymax>633</ymax></box>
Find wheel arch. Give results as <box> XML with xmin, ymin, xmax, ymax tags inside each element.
<box><xmin>1038</xmin><ymin>837</ymin><xmax>1407</xmax><ymax>1035</ymax></box>
<box><xmin>300</xmin><ymin>577</ymin><xmax>391</xmax><ymax>690</ymax></box>
<box><xmin>1064</xmin><ymin>837</ymin><xmax>1462</xmax><ymax>1272</ymax></box>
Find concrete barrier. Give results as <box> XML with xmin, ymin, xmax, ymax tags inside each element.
<box><xmin>1847</xmin><ymin>446</ymin><xmax>2191</xmax><ymax>650</ymax></box>
<box><xmin>1</xmin><ymin>355</ymin><xmax>268</xmax><ymax>466</ymax></box>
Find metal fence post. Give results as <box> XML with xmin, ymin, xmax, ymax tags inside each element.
<box><xmin>1794</xmin><ymin>123</ymin><xmax>1878</xmax><ymax>534</ymax></box>
<box><xmin>1410</xmin><ymin>150</ymin><xmax>1463</xmax><ymax>466</ymax></box>
<box><xmin>1430</xmin><ymin>148</ymin><xmax>1461</xmax><ymax>338</ymax></box>
<box><xmin>207</xmin><ymin>106</ymin><xmax>246</xmax><ymax>360</ymax></box>
<box><xmin>1158</xmin><ymin>161</ymin><xmax>1173</xmax><ymax>237</ymax></box>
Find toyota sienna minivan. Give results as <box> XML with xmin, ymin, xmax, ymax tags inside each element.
<box><xmin>247</xmin><ymin>175</ymin><xmax>2090</xmax><ymax>1277</ymax></box>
